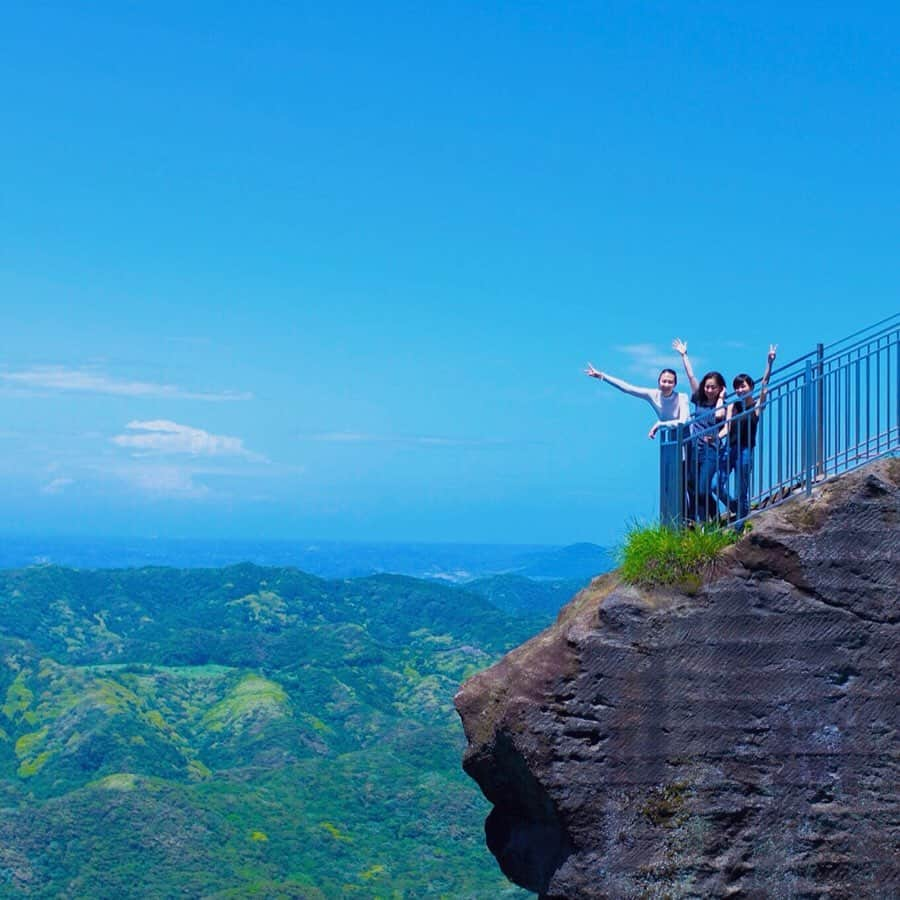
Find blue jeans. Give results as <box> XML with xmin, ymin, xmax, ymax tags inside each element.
<box><xmin>728</xmin><ymin>445</ymin><xmax>754</xmax><ymax>520</ymax></box>
<box><xmin>693</xmin><ymin>442</ymin><xmax>724</xmax><ymax>523</ymax></box>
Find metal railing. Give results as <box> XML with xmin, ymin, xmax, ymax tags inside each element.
<box><xmin>659</xmin><ymin>314</ymin><xmax>900</xmax><ymax>527</ymax></box>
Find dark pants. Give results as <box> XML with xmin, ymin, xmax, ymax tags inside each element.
<box><xmin>728</xmin><ymin>445</ymin><xmax>754</xmax><ymax>520</ymax></box>
<box><xmin>690</xmin><ymin>441</ymin><xmax>726</xmax><ymax>523</ymax></box>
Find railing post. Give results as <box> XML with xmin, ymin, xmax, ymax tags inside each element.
<box><xmin>896</xmin><ymin>336</ymin><xmax>899</xmax><ymax>448</ymax></box>
<box><xmin>659</xmin><ymin>425</ymin><xmax>684</xmax><ymax>528</ymax></box>
<box><xmin>803</xmin><ymin>360</ymin><xmax>814</xmax><ymax>495</ymax></box>
<box><xmin>816</xmin><ymin>342</ymin><xmax>825</xmax><ymax>477</ymax></box>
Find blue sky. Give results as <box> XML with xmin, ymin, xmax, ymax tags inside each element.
<box><xmin>1</xmin><ymin>2</ymin><xmax>897</xmax><ymax>545</ymax></box>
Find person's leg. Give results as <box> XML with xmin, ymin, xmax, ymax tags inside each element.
<box><xmin>685</xmin><ymin>442</ymin><xmax>697</xmax><ymax>521</ymax></box>
<box><xmin>696</xmin><ymin>446</ymin><xmax>719</xmax><ymax>522</ymax></box>
<box><xmin>714</xmin><ymin>442</ymin><xmax>730</xmax><ymax>517</ymax></box>
<box><xmin>725</xmin><ymin>445</ymin><xmax>739</xmax><ymax>515</ymax></box>
<box><xmin>735</xmin><ymin>447</ymin><xmax>753</xmax><ymax>520</ymax></box>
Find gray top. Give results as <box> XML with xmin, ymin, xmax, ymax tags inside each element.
<box><xmin>602</xmin><ymin>374</ymin><xmax>690</xmax><ymax>426</ymax></box>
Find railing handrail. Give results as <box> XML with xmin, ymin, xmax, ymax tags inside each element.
<box><xmin>680</xmin><ymin>313</ymin><xmax>899</xmax><ymax>432</ymax></box>
<box><xmin>660</xmin><ymin>313</ymin><xmax>900</xmax><ymax>528</ymax></box>
<box><xmin>759</xmin><ymin>311</ymin><xmax>899</xmax><ymax>397</ymax></box>
<box><xmin>823</xmin><ymin>310</ymin><xmax>900</xmax><ymax>352</ymax></box>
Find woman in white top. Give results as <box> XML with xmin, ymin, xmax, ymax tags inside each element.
<box><xmin>584</xmin><ymin>362</ymin><xmax>690</xmax><ymax>438</ymax></box>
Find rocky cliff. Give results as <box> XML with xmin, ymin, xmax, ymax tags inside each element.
<box><xmin>455</xmin><ymin>459</ymin><xmax>899</xmax><ymax>899</ymax></box>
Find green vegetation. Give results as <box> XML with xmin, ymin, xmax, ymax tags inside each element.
<box><xmin>619</xmin><ymin>523</ymin><xmax>738</xmax><ymax>587</ymax></box>
<box><xmin>461</xmin><ymin>574</ymin><xmax>587</xmax><ymax>618</ymax></box>
<box><xmin>0</xmin><ymin>564</ymin><xmax>554</xmax><ymax>897</ymax></box>
<box><xmin>641</xmin><ymin>779</ymin><xmax>692</xmax><ymax>827</ymax></box>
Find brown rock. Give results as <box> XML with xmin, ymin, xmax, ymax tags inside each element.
<box><xmin>455</xmin><ymin>459</ymin><xmax>900</xmax><ymax>898</ymax></box>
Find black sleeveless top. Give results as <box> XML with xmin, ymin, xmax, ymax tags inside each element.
<box><xmin>729</xmin><ymin>400</ymin><xmax>759</xmax><ymax>450</ymax></box>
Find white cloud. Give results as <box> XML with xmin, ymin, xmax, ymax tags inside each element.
<box><xmin>121</xmin><ymin>465</ymin><xmax>210</xmax><ymax>499</ymax></box>
<box><xmin>614</xmin><ymin>343</ymin><xmax>699</xmax><ymax>381</ymax></box>
<box><xmin>101</xmin><ymin>456</ymin><xmax>286</xmax><ymax>501</ymax></box>
<box><xmin>616</xmin><ymin>343</ymin><xmax>660</xmax><ymax>358</ymax></box>
<box><xmin>312</xmin><ymin>432</ymin><xmax>374</xmax><ymax>443</ymax></box>
<box><xmin>307</xmin><ymin>432</ymin><xmax>508</xmax><ymax>447</ymax></box>
<box><xmin>1</xmin><ymin>366</ymin><xmax>251</xmax><ymax>401</ymax></box>
<box><xmin>41</xmin><ymin>477</ymin><xmax>74</xmax><ymax>495</ymax></box>
<box><xmin>166</xmin><ymin>336</ymin><xmax>213</xmax><ymax>346</ymax></box>
<box><xmin>112</xmin><ymin>420</ymin><xmax>267</xmax><ymax>461</ymax></box>
<box><xmin>615</xmin><ymin>343</ymin><xmax>678</xmax><ymax>371</ymax></box>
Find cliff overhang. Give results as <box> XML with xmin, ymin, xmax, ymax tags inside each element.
<box><xmin>455</xmin><ymin>459</ymin><xmax>899</xmax><ymax>898</ymax></box>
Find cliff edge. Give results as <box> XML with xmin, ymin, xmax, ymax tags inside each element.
<box><xmin>455</xmin><ymin>459</ymin><xmax>899</xmax><ymax>899</ymax></box>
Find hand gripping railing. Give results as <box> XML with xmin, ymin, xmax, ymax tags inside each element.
<box><xmin>660</xmin><ymin>314</ymin><xmax>900</xmax><ymax>528</ymax></box>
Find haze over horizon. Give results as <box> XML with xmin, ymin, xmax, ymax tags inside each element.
<box><xmin>3</xmin><ymin>3</ymin><xmax>898</xmax><ymax>546</ymax></box>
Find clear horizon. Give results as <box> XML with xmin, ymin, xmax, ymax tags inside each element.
<box><xmin>0</xmin><ymin>533</ymin><xmax>615</xmax><ymax>584</ymax></box>
<box><xmin>3</xmin><ymin>3</ymin><xmax>898</xmax><ymax>545</ymax></box>
<box><xmin>0</xmin><ymin>532</ymin><xmax>571</xmax><ymax>548</ymax></box>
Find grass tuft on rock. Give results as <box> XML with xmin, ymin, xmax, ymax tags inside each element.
<box><xmin>619</xmin><ymin>523</ymin><xmax>737</xmax><ymax>587</ymax></box>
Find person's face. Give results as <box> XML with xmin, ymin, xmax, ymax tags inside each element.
<box><xmin>734</xmin><ymin>380</ymin><xmax>753</xmax><ymax>399</ymax></box>
<box><xmin>658</xmin><ymin>372</ymin><xmax>676</xmax><ymax>397</ymax></box>
<box><xmin>703</xmin><ymin>378</ymin><xmax>721</xmax><ymax>402</ymax></box>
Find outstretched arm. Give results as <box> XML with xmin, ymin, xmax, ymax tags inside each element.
<box><xmin>584</xmin><ymin>364</ymin><xmax>654</xmax><ymax>401</ymax></box>
<box><xmin>672</xmin><ymin>338</ymin><xmax>699</xmax><ymax>395</ymax></box>
<box><xmin>755</xmin><ymin>344</ymin><xmax>777</xmax><ymax>415</ymax></box>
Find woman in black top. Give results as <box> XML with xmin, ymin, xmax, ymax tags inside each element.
<box><xmin>726</xmin><ymin>344</ymin><xmax>777</xmax><ymax>520</ymax></box>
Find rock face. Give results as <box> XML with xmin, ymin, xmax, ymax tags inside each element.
<box><xmin>455</xmin><ymin>459</ymin><xmax>899</xmax><ymax>899</ymax></box>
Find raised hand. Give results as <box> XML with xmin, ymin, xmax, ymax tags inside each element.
<box><xmin>759</xmin><ymin>344</ymin><xmax>778</xmax><ymax>396</ymax></box>
<box><xmin>672</xmin><ymin>338</ymin><xmax>688</xmax><ymax>356</ymax></box>
<box><xmin>584</xmin><ymin>363</ymin><xmax>604</xmax><ymax>380</ymax></box>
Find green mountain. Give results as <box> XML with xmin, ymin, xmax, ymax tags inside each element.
<box><xmin>509</xmin><ymin>542</ymin><xmax>614</xmax><ymax>579</ymax></box>
<box><xmin>459</xmin><ymin>574</ymin><xmax>589</xmax><ymax>618</ymax></box>
<box><xmin>0</xmin><ymin>564</ymin><xmax>552</xmax><ymax>897</ymax></box>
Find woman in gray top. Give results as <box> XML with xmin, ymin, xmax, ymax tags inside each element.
<box><xmin>584</xmin><ymin>362</ymin><xmax>690</xmax><ymax>438</ymax></box>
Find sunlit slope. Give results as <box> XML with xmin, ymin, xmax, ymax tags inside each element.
<box><xmin>0</xmin><ymin>565</ymin><xmax>546</xmax><ymax>897</ymax></box>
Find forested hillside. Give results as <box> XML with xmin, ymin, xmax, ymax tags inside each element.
<box><xmin>0</xmin><ymin>564</ymin><xmax>559</xmax><ymax>897</ymax></box>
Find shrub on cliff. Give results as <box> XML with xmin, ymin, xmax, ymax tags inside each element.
<box><xmin>619</xmin><ymin>523</ymin><xmax>737</xmax><ymax>587</ymax></box>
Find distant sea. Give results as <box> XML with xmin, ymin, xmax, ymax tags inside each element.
<box><xmin>0</xmin><ymin>536</ymin><xmax>613</xmax><ymax>582</ymax></box>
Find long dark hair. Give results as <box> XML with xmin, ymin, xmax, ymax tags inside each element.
<box><xmin>692</xmin><ymin>371</ymin><xmax>726</xmax><ymax>406</ymax></box>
